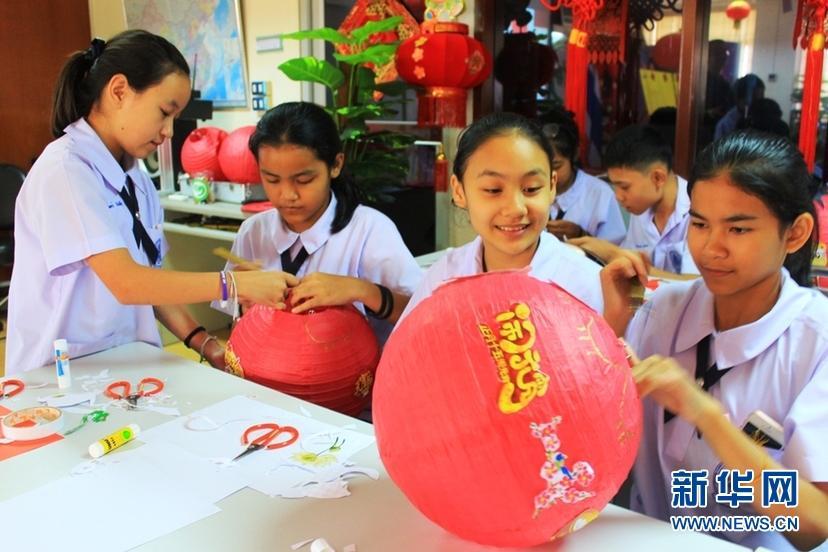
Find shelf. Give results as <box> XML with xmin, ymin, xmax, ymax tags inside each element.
<box><xmin>162</xmin><ymin>221</ymin><xmax>237</xmax><ymax>242</ymax></box>
<box><xmin>161</xmin><ymin>197</ymin><xmax>249</xmax><ymax>220</ymax></box>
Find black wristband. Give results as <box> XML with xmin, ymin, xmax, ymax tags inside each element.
<box><xmin>183</xmin><ymin>326</ymin><xmax>206</xmax><ymax>349</ymax></box>
<box><xmin>366</xmin><ymin>284</ymin><xmax>394</xmax><ymax>320</ymax></box>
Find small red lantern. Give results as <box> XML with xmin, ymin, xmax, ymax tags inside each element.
<box><xmin>373</xmin><ymin>271</ymin><xmax>642</xmax><ymax>547</ymax></box>
<box><xmin>217</xmin><ymin>126</ymin><xmax>260</xmax><ymax>184</ymax></box>
<box><xmin>651</xmin><ymin>32</ymin><xmax>682</xmax><ymax>72</ymax></box>
<box><xmin>225</xmin><ymin>304</ymin><xmax>380</xmax><ymax>416</ymax></box>
<box><xmin>395</xmin><ymin>21</ymin><xmax>493</xmax><ymax>127</ymax></box>
<box><xmin>181</xmin><ymin>127</ymin><xmax>227</xmax><ymax>181</ymax></box>
<box><xmin>726</xmin><ymin>1</ymin><xmax>751</xmax><ymax>28</ymax></box>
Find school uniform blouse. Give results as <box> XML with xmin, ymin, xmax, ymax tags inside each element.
<box><xmin>6</xmin><ymin>118</ymin><xmax>167</xmax><ymax>374</ymax></box>
<box><xmin>213</xmin><ymin>194</ymin><xmax>423</xmax><ymax>342</ymax></box>
<box><xmin>621</xmin><ymin>176</ymin><xmax>699</xmax><ymax>274</ymax></box>
<box><xmin>549</xmin><ymin>170</ymin><xmax>626</xmax><ymax>244</ymax></box>
<box><xmin>626</xmin><ymin>269</ymin><xmax>828</xmax><ymax>550</ymax></box>
<box><xmin>399</xmin><ymin>231</ymin><xmax>603</xmax><ymax>324</ymax></box>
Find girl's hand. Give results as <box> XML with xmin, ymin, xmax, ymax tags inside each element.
<box><xmin>232</xmin><ymin>259</ymin><xmax>263</xmax><ymax>272</ymax></box>
<box><xmin>546</xmin><ymin>219</ymin><xmax>585</xmax><ymax>240</ymax></box>
<box><xmin>600</xmin><ymin>256</ymin><xmax>648</xmax><ymax>336</ymax></box>
<box><xmin>632</xmin><ymin>354</ymin><xmax>720</xmax><ymax>426</ymax></box>
<box><xmin>233</xmin><ymin>270</ymin><xmax>299</xmax><ymax>310</ymax></box>
<box><xmin>289</xmin><ymin>272</ymin><xmax>366</xmax><ymax>314</ymax></box>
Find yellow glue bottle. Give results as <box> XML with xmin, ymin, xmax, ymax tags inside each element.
<box><xmin>88</xmin><ymin>424</ymin><xmax>140</xmax><ymax>458</ymax></box>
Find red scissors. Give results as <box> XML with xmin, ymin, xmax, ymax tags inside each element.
<box><xmin>0</xmin><ymin>379</ymin><xmax>24</xmax><ymax>400</ymax></box>
<box><xmin>232</xmin><ymin>423</ymin><xmax>299</xmax><ymax>462</ymax></box>
<box><xmin>104</xmin><ymin>377</ymin><xmax>164</xmax><ymax>408</ymax></box>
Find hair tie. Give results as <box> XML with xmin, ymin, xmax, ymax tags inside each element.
<box><xmin>84</xmin><ymin>37</ymin><xmax>106</xmax><ymax>64</ymax></box>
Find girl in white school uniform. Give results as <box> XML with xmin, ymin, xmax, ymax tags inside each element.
<box><xmin>603</xmin><ymin>131</ymin><xmax>828</xmax><ymax>550</ymax></box>
<box><xmin>6</xmin><ymin>31</ymin><xmax>292</xmax><ymax>374</ymax></box>
<box><xmin>214</xmin><ymin>102</ymin><xmax>422</xmax><ymax>340</ymax></box>
<box><xmin>400</xmin><ymin>112</ymin><xmax>604</xmax><ymax>321</ymax></box>
<box><xmin>540</xmin><ymin>108</ymin><xmax>626</xmax><ymax>244</ymax></box>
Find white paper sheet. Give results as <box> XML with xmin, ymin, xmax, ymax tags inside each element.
<box><xmin>139</xmin><ymin>396</ymin><xmax>376</xmax><ymax>497</ymax></box>
<box><xmin>0</xmin><ymin>444</ymin><xmax>220</xmax><ymax>552</ymax></box>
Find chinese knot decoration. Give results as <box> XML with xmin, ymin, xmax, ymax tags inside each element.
<box><xmin>794</xmin><ymin>0</ymin><xmax>828</xmax><ymax>171</ymax></box>
<box><xmin>373</xmin><ymin>271</ymin><xmax>642</xmax><ymax>547</ymax></box>
<box><xmin>395</xmin><ymin>21</ymin><xmax>493</xmax><ymax>127</ymax></box>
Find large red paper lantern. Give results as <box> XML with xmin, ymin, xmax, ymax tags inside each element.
<box><xmin>225</xmin><ymin>304</ymin><xmax>380</xmax><ymax>416</ymax></box>
<box><xmin>395</xmin><ymin>21</ymin><xmax>493</xmax><ymax>127</ymax></box>
<box><xmin>218</xmin><ymin>126</ymin><xmax>261</xmax><ymax>184</ymax></box>
<box><xmin>181</xmin><ymin>126</ymin><xmax>227</xmax><ymax>181</ymax></box>
<box><xmin>374</xmin><ymin>271</ymin><xmax>642</xmax><ymax>547</ymax></box>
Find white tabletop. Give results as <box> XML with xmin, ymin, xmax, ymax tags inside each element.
<box><xmin>0</xmin><ymin>343</ymin><xmax>749</xmax><ymax>551</ymax></box>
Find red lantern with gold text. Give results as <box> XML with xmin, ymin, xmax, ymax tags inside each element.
<box><xmin>395</xmin><ymin>21</ymin><xmax>493</xmax><ymax>127</ymax></box>
<box><xmin>374</xmin><ymin>271</ymin><xmax>642</xmax><ymax>547</ymax></box>
<box><xmin>794</xmin><ymin>0</ymin><xmax>828</xmax><ymax>171</ymax></box>
<box><xmin>225</xmin><ymin>304</ymin><xmax>380</xmax><ymax>416</ymax></box>
<box><xmin>181</xmin><ymin>127</ymin><xmax>227</xmax><ymax>181</ymax></box>
<box><xmin>726</xmin><ymin>1</ymin><xmax>751</xmax><ymax>29</ymax></box>
<box><xmin>217</xmin><ymin>126</ymin><xmax>261</xmax><ymax>184</ymax></box>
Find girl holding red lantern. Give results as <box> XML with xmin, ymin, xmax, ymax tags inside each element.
<box><xmin>6</xmin><ymin>31</ymin><xmax>293</xmax><ymax>374</ymax></box>
<box><xmin>602</xmin><ymin>131</ymin><xmax>828</xmax><ymax>550</ymax></box>
<box><xmin>214</xmin><ymin>102</ymin><xmax>422</xmax><ymax>340</ymax></box>
<box><xmin>400</xmin><ymin>112</ymin><xmax>621</xmax><ymax>321</ymax></box>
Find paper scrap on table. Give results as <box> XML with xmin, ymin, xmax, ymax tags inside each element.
<box><xmin>139</xmin><ymin>395</ymin><xmax>376</xmax><ymax>496</ymax></box>
<box><xmin>38</xmin><ymin>392</ymin><xmax>95</xmax><ymax>408</ymax></box>
<box><xmin>0</xmin><ymin>444</ymin><xmax>219</xmax><ymax>552</ymax></box>
<box><xmin>292</xmin><ymin>538</ymin><xmax>357</xmax><ymax>552</ymax></box>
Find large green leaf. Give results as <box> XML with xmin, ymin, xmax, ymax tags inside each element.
<box><xmin>349</xmin><ymin>16</ymin><xmax>404</xmax><ymax>44</ymax></box>
<box><xmin>281</xmin><ymin>28</ymin><xmax>350</xmax><ymax>44</ymax></box>
<box><xmin>334</xmin><ymin>44</ymin><xmax>399</xmax><ymax>67</ymax></box>
<box><xmin>278</xmin><ymin>57</ymin><xmax>344</xmax><ymax>90</ymax></box>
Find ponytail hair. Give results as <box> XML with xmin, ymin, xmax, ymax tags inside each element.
<box><xmin>689</xmin><ymin>130</ymin><xmax>818</xmax><ymax>286</ymax></box>
<box><xmin>249</xmin><ymin>102</ymin><xmax>362</xmax><ymax>233</ymax></box>
<box><xmin>51</xmin><ymin>30</ymin><xmax>189</xmax><ymax>138</ymax></box>
<box><xmin>538</xmin><ymin>107</ymin><xmax>580</xmax><ymax>167</ymax></box>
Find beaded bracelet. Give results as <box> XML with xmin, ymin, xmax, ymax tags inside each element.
<box><xmin>219</xmin><ymin>271</ymin><xmax>229</xmax><ymax>307</ymax></box>
<box><xmin>199</xmin><ymin>335</ymin><xmax>219</xmax><ymax>363</ymax></box>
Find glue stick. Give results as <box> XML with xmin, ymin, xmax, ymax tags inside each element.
<box><xmin>88</xmin><ymin>424</ymin><xmax>140</xmax><ymax>458</ymax></box>
<box><xmin>54</xmin><ymin>339</ymin><xmax>72</xmax><ymax>389</ymax></box>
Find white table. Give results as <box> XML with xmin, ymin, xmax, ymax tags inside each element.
<box><xmin>0</xmin><ymin>343</ymin><xmax>749</xmax><ymax>551</ymax></box>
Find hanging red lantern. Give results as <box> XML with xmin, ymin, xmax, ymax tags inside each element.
<box><xmin>373</xmin><ymin>271</ymin><xmax>642</xmax><ymax>547</ymax></box>
<box><xmin>181</xmin><ymin>127</ymin><xmax>227</xmax><ymax>181</ymax></box>
<box><xmin>726</xmin><ymin>1</ymin><xmax>752</xmax><ymax>28</ymax></box>
<box><xmin>217</xmin><ymin>126</ymin><xmax>260</xmax><ymax>184</ymax></box>
<box><xmin>395</xmin><ymin>21</ymin><xmax>493</xmax><ymax>127</ymax></box>
<box><xmin>651</xmin><ymin>32</ymin><xmax>682</xmax><ymax>72</ymax></box>
<box><xmin>225</xmin><ymin>304</ymin><xmax>380</xmax><ymax>416</ymax></box>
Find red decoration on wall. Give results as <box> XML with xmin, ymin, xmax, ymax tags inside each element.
<box><xmin>541</xmin><ymin>1</ymin><xmax>605</xmax><ymax>162</ymax></box>
<box><xmin>226</xmin><ymin>304</ymin><xmax>380</xmax><ymax>417</ymax></box>
<box><xmin>587</xmin><ymin>0</ymin><xmax>627</xmax><ymax>65</ymax></box>
<box><xmin>217</xmin><ymin>126</ymin><xmax>260</xmax><ymax>184</ymax></box>
<box><xmin>374</xmin><ymin>271</ymin><xmax>642</xmax><ymax>547</ymax></box>
<box><xmin>395</xmin><ymin>21</ymin><xmax>493</xmax><ymax>127</ymax></box>
<box><xmin>793</xmin><ymin>0</ymin><xmax>828</xmax><ymax>171</ymax></box>
<box><xmin>181</xmin><ymin>127</ymin><xmax>227</xmax><ymax>181</ymax></box>
<box><xmin>337</xmin><ymin>0</ymin><xmax>420</xmax><ymax>85</ymax></box>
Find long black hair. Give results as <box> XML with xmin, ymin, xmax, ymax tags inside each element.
<box><xmin>51</xmin><ymin>30</ymin><xmax>189</xmax><ymax>138</ymax></box>
<box><xmin>689</xmin><ymin>130</ymin><xmax>818</xmax><ymax>286</ymax></box>
<box><xmin>453</xmin><ymin>111</ymin><xmax>554</xmax><ymax>181</ymax></box>
<box><xmin>249</xmin><ymin>102</ymin><xmax>361</xmax><ymax>234</ymax></box>
<box><xmin>538</xmin><ymin>107</ymin><xmax>580</xmax><ymax>168</ymax></box>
